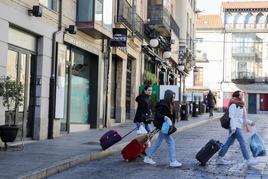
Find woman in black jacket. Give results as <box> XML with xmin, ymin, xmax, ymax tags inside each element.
<box><xmin>144</xmin><ymin>90</ymin><xmax>182</xmax><ymax>168</ymax></box>
<box><xmin>134</xmin><ymin>84</ymin><xmax>152</xmax><ymax>133</ymax></box>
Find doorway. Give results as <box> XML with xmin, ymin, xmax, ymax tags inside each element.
<box><xmin>61</xmin><ymin>46</ymin><xmax>99</xmax><ymax>132</ymax></box>
<box><xmin>6</xmin><ymin>46</ymin><xmax>36</xmax><ymax>138</ymax></box>
<box><xmin>248</xmin><ymin>93</ymin><xmax>257</xmax><ymax>114</ymax></box>
<box><xmin>260</xmin><ymin>94</ymin><xmax>268</xmax><ymax>111</ymax></box>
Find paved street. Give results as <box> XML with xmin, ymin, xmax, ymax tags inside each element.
<box><xmin>49</xmin><ymin>114</ymin><xmax>268</xmax><ymax>179</ymax></box>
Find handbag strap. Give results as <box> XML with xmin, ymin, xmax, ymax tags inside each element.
<box><xmin>121</xmin><ymin>127</ymin><xmax>137</xmax><ymax>139</ymax></box>
<box><xmin>148</xmin><ymin>128</ymin><xmax>160</xmax><ymax>140</ymax></box>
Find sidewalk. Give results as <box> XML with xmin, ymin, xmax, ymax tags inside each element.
<box><xmin>0</xmin><ymin>113</ymin><xmax>221</xmax><ymax>179</ymax></box>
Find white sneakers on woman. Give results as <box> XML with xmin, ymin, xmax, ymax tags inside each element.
<box><xmin>144</xmin><ymin>157</ymin><xmax>156</xmax><ymax>165</ymax></box>
<box><xmin>169</xmin><ymin>161</ymin><xmax>182</xmax><ymax>167</ymax></box>
<box><xmin>246</xmin><ymin>158</ymin><xmax>260</xmax><ymax>166</ymax></box>
<box><xmin>144</xmin><ymin>157</ymin><xmax>182</xmax><ymax>167</ymax></box>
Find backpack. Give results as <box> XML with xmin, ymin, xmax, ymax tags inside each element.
<box><xmin>220</xmin><ymin>110</ymin><xmax>230</xmax><ymax>129</ymax></box>
<box><xmin>220</xmin><ymin>104</ymin><xmax>240</xmax><ymax>129</ymax></box>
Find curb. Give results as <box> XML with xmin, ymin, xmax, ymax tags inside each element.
<box><xmin>19</xmin><ymin>116</ymin><xmax>220</xmax><ymax>179</ymax></box>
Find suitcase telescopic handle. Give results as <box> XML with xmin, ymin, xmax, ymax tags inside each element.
<box><xmin>121</xmin><ymin>127</ymin><xmax>137</xmax><ymax>139</ymax></box>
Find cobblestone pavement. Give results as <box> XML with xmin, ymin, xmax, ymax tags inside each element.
<box><xmin>49</xmin><ymin>114</ymin><xmax>268</xmax><ymax>179</ymax></box>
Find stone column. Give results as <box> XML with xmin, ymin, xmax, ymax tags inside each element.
<box><xmin>33</xmin><ymin>36</ymin><xmax>52</xmax><ymax>140</ymax></box>
<box><xmin>115</xmin><ymin>59</ymin><xmax>127</xmax><ymax>123</ymax></box>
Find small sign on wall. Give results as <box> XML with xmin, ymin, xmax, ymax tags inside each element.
<box><xmin>111</xmin><ymin>28</ymin><xmax>127</xmax><ymax>47</ymax></box>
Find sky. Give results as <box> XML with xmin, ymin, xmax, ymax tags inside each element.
<box><xmin>196</xmin><ymin>0</ymin><xmax>266</xmax><ymax>14</ymax></box>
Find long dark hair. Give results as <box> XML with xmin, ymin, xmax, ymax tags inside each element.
<box><xmin>232</xmin><ymin>90</ymin><xmax>241</xmax><ymax>98</ymax></box>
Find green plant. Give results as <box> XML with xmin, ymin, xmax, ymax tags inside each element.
<box><xmin>143</xmin><ymin>71</ymin><xmax>157</xmax><ymax>85</ymax></box>
<box><xmin>0</xmin><ymin>76</ymin><xmax>23</xmax><ymax>126</ymax></box>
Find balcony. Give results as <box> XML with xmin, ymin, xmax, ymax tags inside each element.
<box><xmin>232</xmin><ymin>71</ymin><xmax>255</xmax><ymax>84</ymax></box>
<box><xmin>170</xmin><ymin>16</ymin><xmax>180</xmax><ymax>38</ymax></box>
<box><xmin>117</xmin><ymin>0</ymin><xmax>144</xmax><ymax>39</ymax></box>
<box><xmin>76</xmin><ymin>0</ymin><xmax>113</xmax><ymax>39</ymax></box>
<box><xmin>147</xmin><ymin>5</ymin><xmax>171</xmax><ymax>36</ymax></box>
<box><xmin>117</xmin><ymin>0</ymin><xmax>132</xmax><ymax>29</ymax></box>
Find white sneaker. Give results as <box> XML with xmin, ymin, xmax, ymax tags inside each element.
<box><xmin>169</xmin><ymin>160</ymin><xmax>182</xmax><ymax>167</ymax></box>
<box><xmin>216</xmin><ymin>157</ymin><xmax>232</xmax><ymax>165</ymax></box>
<box><xmin>247</xmin><ymin>158</ymin><xmax>260</xmax><ymax>166</ymax></box>
<box><xmin>144</xmin><ymin>157</ymin><xmax>156</xmax><ymax>165</ymax></box>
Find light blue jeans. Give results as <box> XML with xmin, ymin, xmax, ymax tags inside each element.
<box><xmin>147</xmin><ymin>132</ymin><xmax>177</xmax><ymax>162</ymax></box>
<box><xmin>218</xmin><ymin>128</ymin><xmax>250</xmax><ymax>160</ymax></box>
<box><xmin>136</xmin><ymin>122</ymin><xmax>151</xmax><ymax>133</ymax></box>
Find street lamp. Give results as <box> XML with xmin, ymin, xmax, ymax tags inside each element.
<box><xmin>149</xmin><ymin>39</ymin><xmax>159</xmax><ymax>48</ymax></box>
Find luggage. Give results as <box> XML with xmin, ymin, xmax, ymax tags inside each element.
<box><xmin>195</xmin><ymin>139</ymin><xmax>222</xmax><ymax>166</ymax></box>
<box><xmin>121</xmin><ymin>129</ymin><xmax>159</xmax><ymax>161</ymax></box>
<box><xmin>100</xmin><ymin>128</ymin><xmax>136</xmax><ymax>150</ymax></box>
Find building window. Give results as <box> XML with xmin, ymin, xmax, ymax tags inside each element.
<box><xmin>234</xmin><ymin>13</ymin><xmax>244</xmax><ymax>29</ymax></box>
<box><xmin>256</xmin><ymin>13</ymin><xmax>266</xmax><ymax>29</ymax></box>
<box><xmin>245</xmin><ymin>13</ymin><xmax>254</xmax><ymax>28</ymax></box>
<box><xmin>39</xmin><ymin>0</ymin><xmax>57</xmax><ymax>11</ymax></box>
<box><xmin>193</xmin><ymin>67</ymin><xmax>203</xmax><ymax>86</ymax></box>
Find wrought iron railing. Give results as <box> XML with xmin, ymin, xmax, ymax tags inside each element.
<box><xmin>117</xmin><ymin>0</ymin><xmax>144</xmax><ymax>39</ymax></box>
<box><xmin>135</xmin><ymin>14</ymin><xmax>144</xmax><ymax>39</ymax></box>
<box><xmin>117</xmin><ymin>0</ymin><xmax>132</xmax><ymax>30</ymax></box>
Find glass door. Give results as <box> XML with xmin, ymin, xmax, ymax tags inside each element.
<box><xmin>70</xmin><ymin>48</ymin><xmax>90</xmax><ymax>124</ymax></box>
<box><xmin>6</xmin><ymin>47</ymin><xmax>34</xmax><ymax>138</ymax></box>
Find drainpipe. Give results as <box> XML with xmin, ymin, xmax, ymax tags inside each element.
<box><xmin>48</xmin><ymin>0</ymin><xmax>62</xmax><ymax>139</ymax></box>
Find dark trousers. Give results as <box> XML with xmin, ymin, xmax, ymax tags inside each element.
<box><xmin>209</xmin><ymin>107</ymin><xmax>214</xmax><ymax>116</ymax></box>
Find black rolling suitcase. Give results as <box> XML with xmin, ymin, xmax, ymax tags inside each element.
<box><xmin>195</xmin><ymin>139</ymin><xmax>222</xmax><ymax>166</ymax></box>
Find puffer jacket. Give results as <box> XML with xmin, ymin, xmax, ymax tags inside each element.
<box><xmin>229</xmin><ymin>104</ymin><xmax>252</xmax><ymax>130</ymax></box>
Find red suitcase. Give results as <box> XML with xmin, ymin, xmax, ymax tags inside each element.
<box><xmin>121</xmin><ymin>129</ymin><xmax>159</xmax><ymax>161</ymax></box>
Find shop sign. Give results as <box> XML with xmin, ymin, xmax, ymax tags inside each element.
<box><xmin>111</xmin><ymin>28</ymin><xmax>127</xmax><ymax>47</ymax></box>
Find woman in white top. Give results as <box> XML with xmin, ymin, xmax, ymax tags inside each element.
<box><xmin>217</xmin><ymin>91</ymin><xmax>259</xmax><ymax>166</ymax></box>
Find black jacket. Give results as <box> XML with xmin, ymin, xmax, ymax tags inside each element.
<box><xmin>153</xmin><ymin>100</ymin><xmax>176</xmax><ymax>129</ymax></box>
<box><xmin>134</xmin><ymin>93</ymin><xmax>152</xmax><ymax>124</ymax></box>
<box><xmin>207</xmin><ymin>92</ymin><xmax>216</xmax><ymax>107</ymax></box>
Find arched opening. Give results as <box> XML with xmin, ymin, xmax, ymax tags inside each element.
<box><xmin>245</xmin><ymin>13</ymin><xmax>254</xmax><ymax>28</ymax></box>
<box><xmin>225</xmin><ymin>12</ymin><xmax>233</xmax><ymax>28</ymax></box>
<box><xmin>234</xmin><ymin>13</ymin><xmax>244</xmax><ymax>28</ymax></box>
<box><xmin>256</xmin><ymin>12</ymin><xmax>266</xmax><ymax>28</ymax></box>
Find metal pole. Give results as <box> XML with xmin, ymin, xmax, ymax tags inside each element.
<box><xmin>179</xmin><ymin>73</ymin><xmax>182</xmax><ymax>104</ymax></box>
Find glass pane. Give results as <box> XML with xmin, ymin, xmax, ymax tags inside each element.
<box><xmin>95</xmin><ymin>0</ymin><xmax>103</xmax><ymax>24</ymax></box>
<box><xmin>39</xmin><ymin>0</ymin><xmax>56</xmax><ymax>10</ymax></box>
<box><xmin>103</xmin><ymin>0</ymin><xmax>113</xmax><ymax>30</ymax></box>
<box><xmin>70</xmin><ymin>49</ymin><xmax>90</xmax><ymax>124</ymax></box>
<box><xmin>19</xmin><ymin>54</ymin><xmax>27</xmax><ymax>113</ymax></box>
<box><xmin>77</xmin><ymin>0</ymin><xmax>94</xmax><ymax>21</ymax></box>
<box><xmin>7</xmin><ymin>50</ymin><xmax>18</xmax><ymax>80</ymax></box>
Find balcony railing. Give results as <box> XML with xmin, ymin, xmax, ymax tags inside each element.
<box><xmin>117</xmin><ymin>0</ymin><xmax>144</xmax><ymax>39</ymax></box>
<box><xmin>117</xmin><ymin>0</ymin><xmax>132</xmax><ymax>30</ymax></box>
<box><xmin>134</xmin><ymin>14</ymin><xmax>144</xmax><ymax>39</ymax></box>
<box><xmin>147</xmin><ymin>5</ymin><xmax>171</xmax><ymax>36</ymax></box>
<box><xmin>232</xmin><ymin>71</ymin><xmax>255</xmax><ymax>84</ymax></box>
<box><xmin>170</xmin><ymin>16</ymin><xmax>180</xmax><ymax>38</ymax></box>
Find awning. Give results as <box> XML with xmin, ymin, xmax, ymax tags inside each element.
<box><xmin>221</xmin><ymin>82</ymin><xmax>268</xmax><ymax>93</ymax></box>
